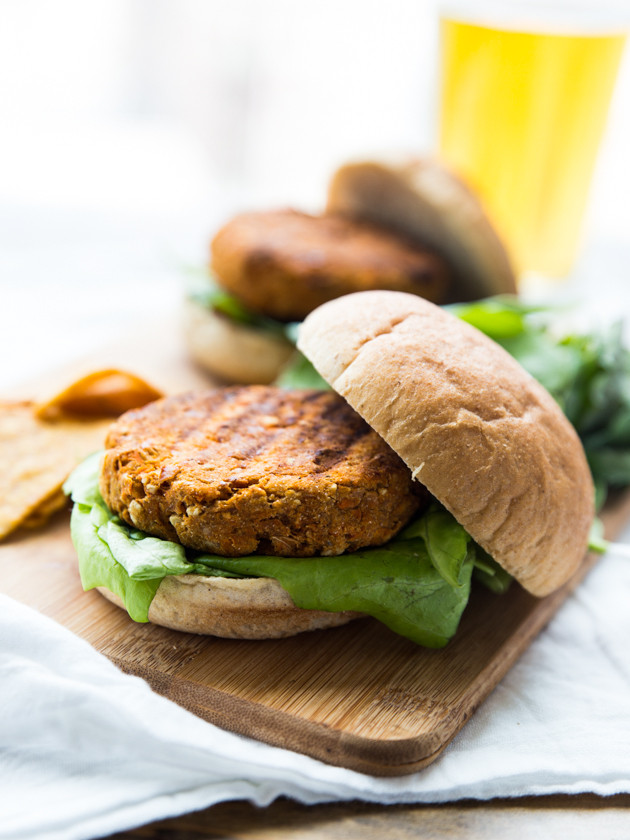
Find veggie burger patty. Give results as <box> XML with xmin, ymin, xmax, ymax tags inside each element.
<box><xmin>100</xmin><ymin>387</ymin><xmax>427</xmax><ymax>557</ymax></box>
<box><xmin>211</xmin><ymin>209</ymin><xmax>453</xmax><ymax>321</ymax></box>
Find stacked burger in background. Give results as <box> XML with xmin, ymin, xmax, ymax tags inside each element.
<box><xmin>184</xmin><ymin>158</ymin><xmax>517</xmax><ymax>384</ymax></box>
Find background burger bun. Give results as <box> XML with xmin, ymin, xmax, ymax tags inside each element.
<box><xmin>326</xmin><ymin>158</ymin><xmax>517</xmax><ymax>301</ymax></box>
<box><xmin>183</xmin><ymin>298</ymin><xmax>295</xmax><ymax>385</ymax></box>
<box><xmin>298</xmin><ymin>290</ymin><xmax>594</xmax><ymax>597</ymax></box>
<box><xmin>188</xmin><ymin>157</ymin><xmax>517</xmax><ymax>386</ymax></box>
<box><xmin>98</xmin><ymin>575</ymin><xmax>360</xmax><ymax>638</ymax></box>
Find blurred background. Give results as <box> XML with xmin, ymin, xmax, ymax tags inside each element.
<box><xmin>1</xmin><ymin>0</ymin><xmax>629</xmax><ymax>388</ymax></box>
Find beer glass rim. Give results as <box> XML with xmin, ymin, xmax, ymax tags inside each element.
<box><xmin>439</xmin><ymin>1</ymin><xmax>630</xmax><ymax>35</ymax></box>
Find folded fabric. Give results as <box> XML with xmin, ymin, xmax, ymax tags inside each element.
<box><xmin>2</xmin><ymin>543</ymin><xmax>630</xmax><ymax>840</ymax></box>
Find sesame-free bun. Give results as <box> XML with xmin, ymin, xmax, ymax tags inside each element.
<box><xmin>182</xmin><ymin>298</ymin><xmax>295</xmax><ymax>385</ymax></box>
<box><xmin>327</xmin><ymin>158</ymin><xmax>517</xmax><ymax>301</ymax></box>
<box><xmin>98</xmin><ymin>577</ymin><xmax>360</xmax><ymax>638</ymax></box>
<box><xmin>298</xmin><ymin>290</ymin><xmax>594</xmax><ymax>597</ymax></box>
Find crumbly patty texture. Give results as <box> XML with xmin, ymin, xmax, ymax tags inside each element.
<box><xmin>100</xmin><ymin>387</ymin><xmax>425</xmax><ymax>557</ymax></box>
<box><xmin>210</xmin><ymin>209</ymin><xmax>453</xmax><ymax>321</ymax></box>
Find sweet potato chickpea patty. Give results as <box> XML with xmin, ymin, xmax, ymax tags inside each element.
<box><xmin>100</xmin><ymin>387</ymin><xmax>427</xmax><ymax>557</ymax></box>
<box><xmin>210</xmin><ymin>209</ymin><xmax>453</xmax><ymax>321</ymax></box>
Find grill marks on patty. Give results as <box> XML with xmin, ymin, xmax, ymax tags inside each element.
<box><xmin>100</xmin><ymin>387</ymin><xmax>426</xmax><ymax>557</ymax></box>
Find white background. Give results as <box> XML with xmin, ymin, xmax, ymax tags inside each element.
<box><xmin>0</xmin><ymin>0</ymin><xmax>629</xmax><ymax>390</ymax></box>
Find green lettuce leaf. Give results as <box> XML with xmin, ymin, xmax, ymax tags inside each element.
<box><xmin>193</xmin><ymin>543</ymin><xmax>474</xmax><ymax>648</ymax></box>
<box><xmin>69</xmin><ymin>502</ymin><xmax>163</xmax><ymax>622</ymax></box>
<box><xmin>275</xmin><ymin>349</ymin><xmax>330</xmax><ymax>390</ymax></box>
<box><xmin>588</xmin><ymin>517</ymin><xmax>608</xmax><ymax>554</ymax></box>
<box><xmin>188</xmin><ymin>274</ymin><xmax>296</xmax><ymax>340</ymax></box>
<box><xmin>62</xmin><ymin>451</ymin><xmax>105</xmax><ymax>507</ymax></box>
<box><xmin>398</xmin><ymin>503</ymin><xmax>471</xmax><ymax>588</ymax></box>
<box><xmin>470</xmin><ymin>548</ymin><xmax>513</xmax><ymax>594</ymax></box>
<box><xmin>448</xmin><ymin>295</ymin><xmax>553</xmax><ymax>339</ymax></box>
<box><xmin>65</xmin><ymin>454</ymin><xmax>243</xmax><ymax>622</ymax></box>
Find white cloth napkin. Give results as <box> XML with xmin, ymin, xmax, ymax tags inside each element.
<box><xmin>2</xmin><ymin>544</ymin><xmax>630</xmax><ymax>840</ymax></box>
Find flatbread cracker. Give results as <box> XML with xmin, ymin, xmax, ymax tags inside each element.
<box><xmin>0</xmin><ymin>401</ymin><xmax>111</xmax><ymax>539</ymax></box>
<box><xmin>1</xmin><ymin>368</ymin><xmax>163</xmax><ymax>540</ymax></box>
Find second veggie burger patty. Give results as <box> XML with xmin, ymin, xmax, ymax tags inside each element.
<box><xmin>211</xmin><ymin>209</ymin><xmax>453</xmax><ymax>321</ymax></box>
<box><xmin>100</xmin><ymin>387</ymin><xmax>427</xmax><ymax>557</ymax></box>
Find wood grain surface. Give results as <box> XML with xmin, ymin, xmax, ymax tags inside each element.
<box><xmin>105</xmin><ymin>794</ymin><xmax>630</xmax><ymax>839</ymax></box>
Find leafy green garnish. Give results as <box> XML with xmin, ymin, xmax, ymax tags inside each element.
<box><xmin>64</xmin><ymin>454</ymin><xmax>244</xmax><ymax>622</ymax></box>
<box><xmin>275</xmin><ymin>350</ymin><xmax>328</xmax><ymax>390</ymax></box>
<box><xmin>195</xmin><ymin>543</ymin><xmax>475</xmax><ymax>648</ymax></box>
<box><xmin>275</xmin><ymin>349</ymin><xmax>329</xmax><ymax>390</ymax></box>
<box><xmin>69</xmin><ymin>503</ymin><xmax>164</xmax><ymax>622</ymax></box>
<box><xmin>449</xmin><ymin>295</ymin><xmax>553</xmax><ymax>339</ymax></box>
<box><xmin>588</xmin><ymin>517</ymin><xmax>608</xmax><ymax>554</ymax></box>
<box><xmin>64</xmin><ymin>453</ymin><xmax>499</xmax><ymax>647</ymax></box>
<box><xmin>399</xmin><ymin>504</ymin><xmax>471</xmax><ymax>588</ymax></box>
<box><xmin>470</xmin><ymin>548</ymin><xmax>513</xmax><ymax>594</ymax></box>
<box><xmin>188</xmin><ymin>275</ymin><xmax>297</xmax><ymax>340</ymax></box>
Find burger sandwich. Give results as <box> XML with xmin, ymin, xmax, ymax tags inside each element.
<box><xmin>66</xmin><ymin>291</ymin><xmax>594</xmax><ymax>648</ymax></box>
<box><xmin>184</xmin><ymin>158</ymin><xmax>517</xmax><ymax>385</ymax></box>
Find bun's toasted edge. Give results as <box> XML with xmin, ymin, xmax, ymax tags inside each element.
<box><xmin>298</xmin><ymin>290</ymin><xmax>594</xmax><ymax>597</ymax></box>
<box><xmin>182</xmin><ymin>298</ymin><xmax>295</xmax><ymax>385</ymax></box>
<box><xmin>97</xmin><ymin>576</ymin><xmax>361</xmax><ymax>638</ymax></box>
<box><xmin>326</xmin><ymin>159</ymin><xmax>517</xmax><ymax>301</ymax></box>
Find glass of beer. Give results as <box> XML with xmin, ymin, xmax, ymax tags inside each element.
<box><xmin>438</xmin><ymin>2</ymin><xmax>627</xmax><ymax>280</ymax></box>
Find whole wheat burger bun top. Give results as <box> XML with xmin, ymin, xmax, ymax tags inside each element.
<box><xmin>297</xmin><ymin>290</ymin><xmax>595</xmax><ymax>597</ymax></box>
<box><xmin>327</xmin><ymin>158</ymin><xmax>517</xmax><ymax>301</ymax></box>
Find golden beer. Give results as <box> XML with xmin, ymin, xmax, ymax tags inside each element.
<box><xmin>439</xmin><ymin>15</ymin><xmax>626</xmax><ymax>278</ymax></box>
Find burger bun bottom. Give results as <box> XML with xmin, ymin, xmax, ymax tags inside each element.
<box><xmin>182</xmin><ymin>298</ymin><xmax>295</xmax><ymax>386</ymax></box>
<box><xmin>97</xmin><ymin>575</ymin><xmax>361</xmax><ymax>638</ymax></box>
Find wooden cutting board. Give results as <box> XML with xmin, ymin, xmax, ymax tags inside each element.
<box><xmin>3</xmin><ymin>502</ymin><xmax>629</xmax><ymax>776</ymax></box>
<box><xmin>2</xmin><ymin>321</ymin><xmax>628</xmax><ymax>776</ymax></box>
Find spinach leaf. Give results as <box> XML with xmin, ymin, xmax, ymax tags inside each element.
<box><xmin>275</xmin><ymin>350</ymin><xmax>330</xmax><ymax>390</ymax></box>
<box><xmin>188</xmin><ymin>274</ymin><xmax>295</xmax><ymax>339</ymax></box>
<box><xmin>195</xmin><ymin>543</ymin><xmax>474</xmax><ymax>648</ymax></box>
